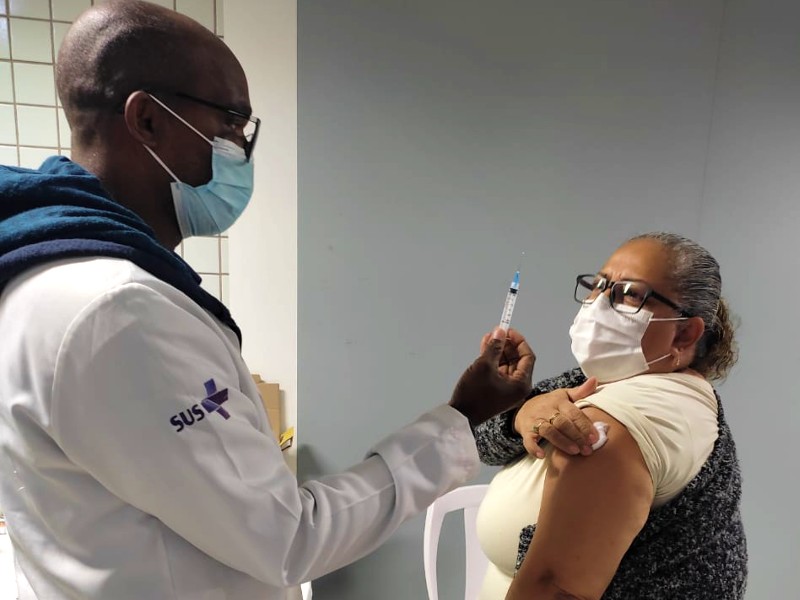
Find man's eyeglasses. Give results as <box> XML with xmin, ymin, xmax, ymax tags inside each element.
<box><xmin>574</xmin><ymin>274</ymin><xmax>689</xmax><ymax>316</ymax></box>
<box><xmin>173</xmin><ymin>92</ymin><xmax>260</xmax><ymax>160</ymax></box>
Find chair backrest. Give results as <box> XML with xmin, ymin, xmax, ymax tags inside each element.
<box><xmin>300</xmin><ymin>580</ymin><xmax>312</xmax><ymax>600</ymax></box>
<box><xmin>423</xmin><ymin>484</ymin><xmax>490</xmax><ymax>600</ymax></box>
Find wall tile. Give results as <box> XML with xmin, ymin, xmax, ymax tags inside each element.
<box><xmin>220</xmin><ymin>237</ymin><xmax>228</xmax><ymax>272</ymax></box>
<box><xmin>0</xmin><ymin>145</ymin><xmax>17</xmax><ymax>166</ymax></box>
<box><xmin>176</xmin><ymin>0</ymin><xmax>214</xmax><ymax>32</ymax></box>
<box><xmin>51</xmin><ymin>0</ymin><xmax>90</xmax><ymax>22</ymax></box>
<box><xmin>9</xmin><ymin>0</ymin><xmax>49</xmax><ymax>19</ymax></box>
<box><xmin>0</xmin><ymin>19</ymin><xmax>10</xmax><ymax>60</ymax></box>
<box><xmin>52</xmin><ymin>21</ymin><xmax>69</xmax><ymax>58</ymax></box>
<box><xmin>0</xmin><ymin>62</ymin><xmax>12</xmax><ymax>102</ymax></box>
<box><xmin>10</xmin><ymin>18</ymin><xmax>52</xmax><ymax>62</ymax></box>
<box><xmin>18</xmin><ymin>144</ymin><xmax>53</xmax><ymax>168</ymax></box>
<box><xmin>0</xmin><ymin>104</ymin><xmax>16</xmax><ymax>144</ymax></box>
<box><xmin>2</xmin><ymin>0</ymin><xmax>228</xmax><ymax>293</ymax></box>
<box><xmin>57</xmin><ymin>106</ymin><xmax>69</xmax><ymax>147</ymax></box>
<box><xmin>183</xmin><ymin>236</ymin><xmax>220</xmax><ymax>273</ymax></box>
<box><xmin>16</xmin><ymin>104</ymin><xmax>57</xmax><ymax>146</ymax></box>
<box><xmin>221</xmin><ymin>274</ymin><xmax>229</xmax><ymax>305</ymax></box>
<box><xmin>200</xmin><ymin>274</ymin><xmax>221</xmax><ymax>301</ymax></box>
<box><xmin>12</xmin><ymin>62</ymin><xmax>54</xmax><ymax>104</ymax></box>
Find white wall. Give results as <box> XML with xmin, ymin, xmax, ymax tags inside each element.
<box><xmin>225</xmin><ymin>0</ymin><xmax>299</xmax><ymax>471</ymax></box>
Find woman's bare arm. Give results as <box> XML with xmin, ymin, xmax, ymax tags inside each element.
<box><xmin>506</xmin><ymin>406</ymin><xmax>654</xmax><ymax>600</ymax></box>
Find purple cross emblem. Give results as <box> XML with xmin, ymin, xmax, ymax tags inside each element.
<box><xmin>201</xmin><ymin>379</ymin><xmax>230</xmax><ymax>420</ymax></box>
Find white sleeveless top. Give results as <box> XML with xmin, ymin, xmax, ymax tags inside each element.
<box><xmin>475</xmin><ymin>372</ymin><xmax>718</xmax><ymax>599</ymax></box>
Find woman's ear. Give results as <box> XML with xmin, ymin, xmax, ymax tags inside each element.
<box><xmin>674</xmin><ymin>316</ymin><xmax>705</xmax><ymax>352</ymax></box>
<box><xmin>122</xmin><ymin>91</ymin><xmax>162</xmax><ymax>146</ymax></box>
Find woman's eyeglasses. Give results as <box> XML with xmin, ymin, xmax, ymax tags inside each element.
<box><xmin>574</xmin><ymin>274</ymin><xmax>689</xmax><ymax>316</ymax></box>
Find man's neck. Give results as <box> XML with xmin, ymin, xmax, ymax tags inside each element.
<box><xmin>70</xmin><ymin>148</ymin><xmax>181</xmax><ymax>250</ymax></box>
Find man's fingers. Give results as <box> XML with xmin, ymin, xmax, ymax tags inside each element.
<box><xmin>503</xmin><ymin>329</ymin><xmax>535</xmax><ymax>382</ymax></box>
<box><xmin>481</xmin><ymin>327</ymin><xmax>507</xmax><ymax>367</ymax></box>
<box><xmin>505</xmin><ymin>328</ymin><xmax>534</xmax><ymax>359</ymax></box>
<box><xmin>508</xmin><ymin>352</ymin><xmax>535</xmax><ymax>384</ymax></box>
<box><xmin>479</xmin><ymin>332</ymin><xmax>492</xmax><ymax>354</ymax></box>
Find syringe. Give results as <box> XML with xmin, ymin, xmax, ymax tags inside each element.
<box><xmin>499</xmin><ymin>269</ymin><xmax>520</xmax><ymax>331</ymax></box>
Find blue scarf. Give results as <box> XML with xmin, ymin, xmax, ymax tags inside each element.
<box><xmin>0</xmin><ymin>156</ymin><xmax>241</xmax><ymax>345</ymax></box>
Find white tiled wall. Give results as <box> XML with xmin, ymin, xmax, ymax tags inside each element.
<box><xmin>0</xmin><ymin>0</ymin><xmax>228</xmax><ymax>301</ymax></box>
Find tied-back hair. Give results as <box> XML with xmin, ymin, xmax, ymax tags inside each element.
<box><xmin>629</xmin><ymin>232</ymin><xmax>739</xmax><ymax>381</ymax></box>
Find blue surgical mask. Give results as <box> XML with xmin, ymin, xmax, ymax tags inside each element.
<box><xmin>143</xmin><ymin>94</ymin><xmax>254</xmax><ymax>239</ymax></box>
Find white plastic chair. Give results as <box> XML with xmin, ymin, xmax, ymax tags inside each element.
<box><xmin>301</xmin><ymin>581</ymin><xmax>312</xmax><ymax>599</ymax></box>
<box><xmin>423</xmin><ymin>484</ymin><xmax>490</xmax><ymax>600</ymax></box>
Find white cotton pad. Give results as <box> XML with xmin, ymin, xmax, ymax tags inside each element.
<box><xmin>591</xmin><ymin>421</ymin><xmax>609</xmax><ymax>450</ymax></box>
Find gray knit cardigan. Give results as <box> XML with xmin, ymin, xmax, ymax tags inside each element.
<box><xmin>474</xmin><ymin>368</ymin><xmax>748</xmax><ymax>599</ymax></box>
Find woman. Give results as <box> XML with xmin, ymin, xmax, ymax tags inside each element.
<box><xmin>473</xmin><ymin>232</ymin><xmax>747</xmax><ymax>600</ymax></box>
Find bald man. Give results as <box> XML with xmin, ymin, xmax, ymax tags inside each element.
<box><xmin>0</xmin><ymin>2</ymin><xmax>534</xmax><ymax>599</ymax></box>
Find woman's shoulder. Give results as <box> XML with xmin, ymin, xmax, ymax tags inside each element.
<box><xmin>589</xmin><ymin>372</ymin><xmax>717</xmax><ymax>414</ymax></box>
<box><xmin>575</xmin><ymin>372</ymin><xmax>719</xmax><ymax>503</ymax></box>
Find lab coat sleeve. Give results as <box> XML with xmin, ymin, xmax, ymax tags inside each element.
<box><xmin>49</xmin><ymin>282</ymin><xmax>479</xmax><ymax>586</ymax></box>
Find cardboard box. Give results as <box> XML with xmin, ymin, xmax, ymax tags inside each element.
<box><xmin>252</xmin><ymin>374</ymin><xmax>281</xmax><ymax>442</ymax></box>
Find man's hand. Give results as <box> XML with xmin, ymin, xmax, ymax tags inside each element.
<box><xmin>449</xmin><ymin>328</ymin><xmax>535</xmax><ymax>428</ymax></box>
<box><xmin>514</xmin><ymin>378</ymin><xmax>599</xmax><ymax>458</ymax></box>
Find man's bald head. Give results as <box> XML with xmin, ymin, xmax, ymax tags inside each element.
<box><xmin>54</xmin><ymin>0</ymin><xmax>251</xmax><ymax>249</ymax></box>
<box><xmin>57</xmin><ymin>0</ymin><xmax>240</xmax><ymax>147</ymax></box>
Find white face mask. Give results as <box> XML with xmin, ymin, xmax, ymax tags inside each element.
<box><xmin>569</xmin><ymin>298</ymin><xmax>687</xmax><ymax>384</ymax></box>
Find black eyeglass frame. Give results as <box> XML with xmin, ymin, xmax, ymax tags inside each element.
<box><xmin>574</xmin><ymin>273</ymin><xmax>690</xmax><ymax>317</ymax></box>
<box><xmin>118</xmin><ymin>90</ymin><xmax>261</xmax><ymax>159</ymax></box>
<box><xmin>173</xmin><ymin>92</ymin><xmax>261</xmax><ymax>160</ymax></box>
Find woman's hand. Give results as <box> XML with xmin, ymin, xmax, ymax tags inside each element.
<box><xmin>513</xmin><ymin>378</ymin><xmax>599</xmax><ymax>458</ymax></box>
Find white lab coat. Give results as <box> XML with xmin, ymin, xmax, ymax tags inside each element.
<box><xmin>0</xmin><ymin>257</ymin><xmax>479</xmax><ymax>599</ymax></box>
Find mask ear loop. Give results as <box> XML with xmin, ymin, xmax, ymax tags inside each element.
<box><xmin>661</xmin><ymin>316</ymin><xmax>692</xmax><ymax>371</ymax></box>
<box><xmin>649</xmin><ymin>316</ymin><xmax>689</xmax><ymax>322</ymax></box>
<box><xmin>142</xmin><ymin>144</ymin><xmax>181</xmax><ymax>183</ymax></box>
<box><xmin>147</xmin><ymin>93</ymin><xmax>213</xmax><ymax>147</ymax></box>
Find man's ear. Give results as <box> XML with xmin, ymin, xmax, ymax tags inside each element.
<box><xmin>122</xmin><ymin>91</ymin><xmax>163</xmax><ymax>146</ymax></box>
<box><xmin>674</xmin><ymin>316</ymin><xmax>705</xmax><ymax>352</ymax></box>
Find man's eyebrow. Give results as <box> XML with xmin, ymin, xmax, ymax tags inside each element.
<box><xmin>231</xmin><ymin>103</ymin><xmax>253</xmax><ymax>116</ymax></box>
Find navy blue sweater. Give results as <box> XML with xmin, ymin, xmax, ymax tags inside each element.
<box><xmin>0</xmin><ymin>156</ymin><xmax>240</xmax><ymax>344</ymax></box>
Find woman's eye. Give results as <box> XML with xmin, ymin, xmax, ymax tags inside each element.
<box><xmin>625</xmin><ymin>291</ymin><xmax>644</xmax><ymax>304</ymax></box>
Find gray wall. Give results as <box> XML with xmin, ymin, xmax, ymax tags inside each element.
<box><xmin>297</xmin><ymin>1</ymin><xmax>796</xmax><ymax>598</ymax></box>
<box><xmin>698</xmin><ymin>0</ymin><xmax>800</xmax><ymax>595</ymax></box>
